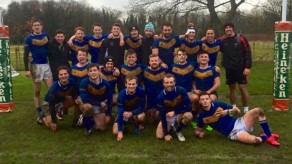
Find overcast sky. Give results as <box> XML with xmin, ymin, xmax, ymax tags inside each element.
<box><xmin>0</xmin><ymin>0</ymin><xmax>129</xmax><ymax>9</ymax></box>
<box><xmin>0</xmin><ymin>0</ymin><xmax>267</xmax><ymax>10</ymax></box>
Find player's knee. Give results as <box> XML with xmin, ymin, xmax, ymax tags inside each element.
<box><xmin>113</xmin><ymin>130</ymin><xmax>118</xmax><ymax>136</ymax></box>
<box><xmin>156</xmin><ymin>124</ymin><xmax>164</xmax><ymax>139</ymax></box>
<box><xmin>112</xmin><ymin>95</ymin><xmax>118</xmax><ymax>106</ymax></box>
<box><xmin>254</xmin><ymin>107</ymin><xmax>265</xmax><ymax>117</ymax></box>
<box><xmin>147</xmin><ymin>109</ymin><xmax>156</xmax><ymax>117</ymax></box>
<box><xmin>156</xmin><ymin>133</ymin><xmax>164</xmax><ymax>140</ymax></box>
<box><xmin>210</xmin><ymin>94</ymin><xmax>218</xmax><ymax>101</ymax></box>
<box><xmin>188</xmin><ymin>93</ymin><xmax>197</xmax><ymax>102</ymax></box>
<box><xmin>64</xmin><ymin>97</ymin><xmax>75</xmax><ymax>108</ymax></box>
<box><xmin>147</xmin><ymin>110</ymin><xmax>156</xmax><ymax>123</ymax></box>
<box><xmin>229</xmin><ymin>84</ymin><xmax>236</xmax><ymax>90</ymax></box>
<box><xmin>34</xmin><ymin>90</ymin><xmax>41</xmax><ymax>97</ymax></box>
<box><xmin>97</xmin><ymin>124</ymin><xmax>106</xmax><ymax>131</ymax></box>
<box><xmin>137</xmin><ymin>112</ymin><xmax>145</xmax><ymax>122</ymax></box>
<box><xmin>182</xmin><ymin>112</ymin><xmax>193</xmax><ymax>124</ymax></box>
<box><xmin>112</xmin><ymin>123</ymin><xmax>118</xmax><ymax>135</ymax></box>
<box><xmin>238</xmin><ymin>84</ymin><xmax>247</xmax><ymax>90</ymax></box>
<box><xmin>81</xmin><ymin>103</ymin><xmax>93</xmax><ymax>116</ymax></box>
<box><xmin>193</xmin><ymin>95</ymin><xmax>199</xmax><ymax>102</ymax></box>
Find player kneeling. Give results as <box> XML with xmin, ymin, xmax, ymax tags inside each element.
<box><xmin>79</xmin><ymin>64</ymin><xmax>113</xmax><ymax>136</ymax></box>
<box><xmin>113</xmin><ymin>76</ymin><xmax>146</xmax><ymax>141</ymax></box>
<box><xmin>156</xmin><ymin>73</ymin><xmax>193</xmax><ymax>142</ymax></box>
<box><xmin>42</xmin><ymin>66</ymin><xmax>81</xmax><ymax>131</ymax></box>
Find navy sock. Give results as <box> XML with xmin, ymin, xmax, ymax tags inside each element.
<box><xmin>36</xmin><ymin>107</ymin><xmax>43</xmax><ymax>117</ymax></box>
<box><xmin>83</xmin><ymin>116</ymin><xmax>94</xmax><ymax>130</ymax></box>
<box><xmin>259</xmin><ymin>120</ymin><xmax>272</xmax><ymax>138</ymax></box>
<box><xmin>89</xmin><ymin>117</ymin><xmax>95</xmax><ymax>128</ymax></box>
<box><xmin>192</xmin><ymin>112</ymin><xmax>197</xmax><ymax>122</ymax></box>
<box><xmin>176</xmin><ymin>123</ymin><xmax>185</xmax><ymax>132</ymax></box>
<box><xmin>260</xmin><ymin>135</ymin><xmax>267</xmax><ymax>142</ymax></box>
<box><xmin>36</xmin><ymin>107</ymin><xmax>42</xmax><ymax>113</ymax></box>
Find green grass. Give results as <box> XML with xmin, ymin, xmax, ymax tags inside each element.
<box><xmin>1</xmin><ymin>60</ymin><xmax>292</xmax><ymax>163</ymax></box>
<box><xmin>249</xmin><ymin>41</ymin><xmax>275</xmax><ymax>61</ymax></box>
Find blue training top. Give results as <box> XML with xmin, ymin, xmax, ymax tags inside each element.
<box><xmin>169</xmin><ymin>61</ymin><xmax>197</xmax><ymax>92</ymax></box>
<box><xmin>70</xmin><ymin>39</ymin><xmax>89</xmax><ymax>65</ymax></box>
<box><xmin>84</xmin><ymin>34</ymin><xmax>109</xmax><ymax>63</ymax></box>
<box><xmin>152</xmin><ymin>35</ymin><xmax>180</xmax><ymax>66</ymax></box>
<box><xmin>24</xmin><ymin>33</ymin><xmax>49</xmax><ymax>64</ymax></box>
<box><xmin>157</xmin><ymin>86</ymin><xmax>191</xmax><ymax>136</ymax></box>
<box><xmin>180</xmin><ymin>39</ymin><xmax>202</xmax><ymax>63</ymax></box>
<box><xmin>117</xmin><ymin>86</ymin><xmax>146</xmax><ymax>132</ymax></box>
<box><xmin>193</xmin><ymin>65</ymin><xmax>220</xmax><ymax>91</ymax></box>
<box><xmin>79</xmin><ymin>77</ymin><xmax>113</xmax><ymax>116</ymax></box>
<box><xmin>197</xmin><ymin>101</ymin><xmax>235</xmax><ymax>137</ymax></box>
<box><xmin>201</xmin><ymin>39</ymin><xmax>221</xmax><ymax>66</ymax></box>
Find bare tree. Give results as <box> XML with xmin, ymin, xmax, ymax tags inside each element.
<box><xmin>129</xmin><ymin>0</ymin><xmax>251</xmax><ymax>32</ymax></box>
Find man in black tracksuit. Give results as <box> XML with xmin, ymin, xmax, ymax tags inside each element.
<box><xmin>48</xmin><ymin>30</ymin><xmax>71</xmax><ymax>81</ymax></box>
<box><xmin>220</xmin><ymin>22</ymin><xmax>252</xmax><ymax>113</ymax></box>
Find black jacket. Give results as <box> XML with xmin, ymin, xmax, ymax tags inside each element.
<box><xmin>48</xmin><ymin>39</ymin><xmax>71</xmax><ymax>80</ymax></box>
<box><xmin>220</xmin><ymin>34</ymin><xmax>252</xmax><ymax>70</ymax></box>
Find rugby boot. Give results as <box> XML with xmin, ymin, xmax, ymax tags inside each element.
<box><xmin>266</xmin><ymin>136</ymin><xmax>280</xmax><ymax>146</ymax></box>
<box><xmin>272</xmin><ymin>133</ymin><xmax>279</xmax><ymax>140</ymax></box>
<box><xmin>83</xmin><ymin>128</ymin><xmax>93</xmax><ymax>136</ymax></box>
<box><xmin>176</xmin><ymin>132</ymin><xmax>186</xmax><ymax>141</ymax></box>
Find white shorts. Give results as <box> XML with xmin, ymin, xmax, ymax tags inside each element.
<box><xmin>166</xmin><ymin>115</ymin><xmax>180</xmax><ymax>126</ymax></box>
<box><xmin>31</xmin><ymin>64</ymin><xmax>52</xmax><ymax>82</ymax></box>
<box><xmin>54</xmin><ymin>102</ymin><xmax>64</xmax><ymax>112</ymax></box>
<box><xmin>43</xmin><ymin>102</ymin><xmax>63</xmax><ymax>113</ymax></box>
<box><xmin>93</xmin><ymin>105</ymin><xmax>107</xmax><ymax>114</ymax></box>
<box><xmin>228</xmin><ymin>117</ymin><xmax>253</xmax><ymax>140</ymax></box>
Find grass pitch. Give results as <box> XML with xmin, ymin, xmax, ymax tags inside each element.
<box><xmin>0</xmin><ymin>60</ymin><xmax>292</xmax><ymax>163</ymax></box>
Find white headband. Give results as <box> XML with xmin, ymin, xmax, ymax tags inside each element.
<box><xmin>185</xmin><ymin>28</ymin><xmax>196</xmax><ymax>35</ymax></box>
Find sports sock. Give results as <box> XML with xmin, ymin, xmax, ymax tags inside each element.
<box><xmin>243</xmin><ymin>106</ymin><xmax>249</xmax><ymax>113</ymax></box>
<box><xmin>176</xmin><ymin>123</ymin><xmax>185</xmax><ymax>132</ymax></box>
<box><xmin>83</xmin><ymin>116</ymin><xmax>94</xmax><ymax>130</ymax></box>
<box><xmin>36</xmin><ymin>107</ymin><xmax>42</xmax><ymax>114</ymax></box>
<box><xmin>259</xmin><ymin>120</ymin><xmax>272</xmax><ymax>138</ymax></box>
<box><xmin>260</xmin><ymin>134</ymin><xmax>267</xmax><ymax>141</ymax></box>
<box><xmin>192</xmin><ymin>111</ymin><xmax>197</xmax><ymax>121</ymax></box>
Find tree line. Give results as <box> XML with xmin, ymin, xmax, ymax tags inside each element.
<box><xmin>3</xmin><ymin>0</ymin><xmax>291</xmax><ymax>44</ymax></box>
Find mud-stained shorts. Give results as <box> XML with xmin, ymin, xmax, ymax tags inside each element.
<box><xmin>43</xmin><ymin>102</ymin><xmax>63</xmax><ymax>115</ymax></box>
<box><xmin>31</xmin><ymin>64</ymin><xmax>52</xmax><ymax>83</ymax></box>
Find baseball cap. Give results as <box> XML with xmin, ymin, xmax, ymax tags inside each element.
<box><xmin>129</xmin><ymin>26</ymin><xmax>139</xmax><ymax>33</ymax></box>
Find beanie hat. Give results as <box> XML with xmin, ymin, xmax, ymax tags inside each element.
<box><xmin>144</xmin><ymin>22</ymin><xmax>155</xmax><ymax>33</ymax></box>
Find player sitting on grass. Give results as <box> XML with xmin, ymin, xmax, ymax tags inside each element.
<box><xmin>195</xmin><ymin>92</ymin><xmax>280</xmax><ymax>146</ymax></box>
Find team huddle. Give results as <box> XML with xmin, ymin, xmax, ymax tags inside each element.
<box><xmin>23</xmin><ymin>19</ymin><xmax>280</xmax><ymax>146</ymax></box>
